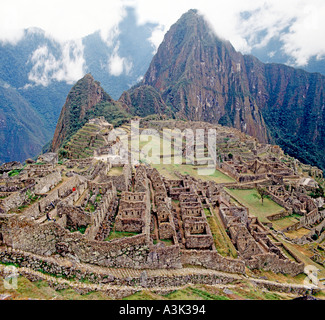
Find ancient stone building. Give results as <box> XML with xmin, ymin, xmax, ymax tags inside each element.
<box><xmin>115</xmin><ymin>191</ymin><xmax>149</xmax><ymax>233</ymax></box>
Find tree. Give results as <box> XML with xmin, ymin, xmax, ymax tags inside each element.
<box><xmin>253</xmin><ymin>186</ymin><xmax>270</xmax><ymax>206</ymax></box>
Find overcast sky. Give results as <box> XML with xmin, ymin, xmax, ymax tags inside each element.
<box><xmin>1</xmin><ymin>0</ymin><xmax>324</xmax><ymax>84</ymax></box>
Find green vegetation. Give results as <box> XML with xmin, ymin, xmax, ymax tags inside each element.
<box><xmin>203</xmin><ymin>208</ymin><xmax>210</xmax><ymax>216</ymax></box>
<box><xmin>225</xmin><ymin>188</ymin><xmax>284</xmax><ymax>223</ymax></box>
<box><xmin>95</xmin><ymin>194</ymin><xmax>102</xmax><ymax>203</ymax></box>
<box><xmin>152</xmin><ymin>161</ymin><xmax>234</xmax><ymax>183</ymax></box>
<box><xmin>0</xmin><ymin>275</ymin><xmax>111</xmax><ymax>300</ymax></box>
<box><xmin>57</xmin><ymin>75</ymin><xmax>132</xmax><ymax>152</ymax></box>
<box><xmin>309</xmin><ymin>185</ymin><xmax>324</xmax><ymax>198</ymax></box>
<box><xmin>271</xmin><ymin>214</ymin><xmax>300</xmax><ymax>231</ymax></box>
<box><xmin>62</xmin><ymin>122</ymin><xmax>107</xmax><ymax>159</ymax></box>
<box><xmin>104</xmin><ymin>230</ymin><xmax>138</xmax><ymax>241</ymax></box>
<box><xmin>158</xmin><ymin>238</ymin><xmax>174</xmax><ymax>246</ymax></box>
<box><xmin>252</xmin><ymin>186</ymin><xmax>270</xmax><ymax>206</ymax></box>
<box><xmin>0</xmin><ymin>81</ymin><xmax>55</xmax><ymax>165</ymax></box>
<box><xmin>121</xmin><ymin>85</ymin><xmax>172</xmax><ymax>118</ymax></box>
<box><xmin>8</xmin><ymin>165</ymin><xmax>26</xmax><ymax>177</ymax></box>
<box><xmin>189</xmin><ymin>287</ymin><xmax>230</xmax><ymax>300</ymax></box>
<box><xmin>84</xmin><ymin>102</ymin><xmax>132</xmax><ymax>128</ymax></box>
<box><xmin>207</xmin><ymin>212</ymin><xmax>237</xmax><ymax>258</ymax></box>
<box><xmin>122</xmin><ymin>291</ymin><xmax>161</xmax><ymax>300</ymax></box>
<box><xmin>8</xmin><ymin>169</ymin><xmax>22</xmax><ymax>177</ymax></box>
<box><xmin>67</xmin><ymin>225</ymin><xmax>87</xmax><ymax>234</ymax></box>
<box><xmin>162</xmin><ymin>286</ymin><xmax>231</xmax><ymax>300</ymax></box>
<box><xmin>263</xmin><ymin>74</ymin><xmax>325</xmax><ymax>172</ymax></box>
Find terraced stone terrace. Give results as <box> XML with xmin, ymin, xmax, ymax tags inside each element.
<box><xmin>63</xmin><ymin>121</ymin><xmax>109</xmax><ymax>159</ymax></box>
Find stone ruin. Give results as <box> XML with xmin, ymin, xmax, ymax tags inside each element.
<box><xmin>115</xmin><ymin>191</ymin><xmax>149</xmax><ymax>233</ymax></box>
<box><xmin>218</xmin><ymin>195</ymin><xmax>304</xmax><ymax>275</ymax></box>
<box><xmin>1</xmin><ymin>118</ymin><xmax>325</xmax><ymax>294</ymax></box>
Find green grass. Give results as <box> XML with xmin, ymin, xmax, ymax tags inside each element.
<box><xmin>107</xmin><ymin>167</ymin><xmax>124</xmax><ymax>176</ymax></box>
<box><xmin>193</xmin><ymin>167</ymin><xmax>235</xmax><ymax>183</ymax></box>
<box><xmin>271</xmin><ymin>214</ymin><xmax>300</xmax><ymax>231</ymax></box>
<box><xmin>163</xmin><ymin>287</ymin><xmax>205</xmax><ymax>300</ymax></box>
<box><xmin>159</xmin><ymin>238</ymin><xmax>174</xmax><ymax>246</ymax></box>
<box><xmin>95</xmin><ymin>194</ymin><xmax>102</xmax><ymax>203</ymax></box>
<box><xmin>85</xmin><ymin>203</ymin><xmax>96</xmax><ymax>212</ymax></box>
<box><xmin>189</xmin><ymin>287</ymin><xmax>230</xmax><ymax>300</ymax></box>
<box><xmin>68</xmin><ymin>225</ymin><xmax>87</xmax><ymax>234</ymax></box>
<box><xmin>203</xmin><ymin>208</ymin><xmax>211</xmax><ymax>216</ymax></box>
<box><xmin>8</xmin><ymin>168</ymin><xmax>24</xmax><ymax>177</ymax></box>
<box><xmin>152</xmin><ymin>161</ymin><xmax>234</xmax><ymax>183</ymax></box>
<box><xmin>163</xmin><ymin>286</ymin><xmax>231</xmax><ymax>300</ymax></box>
<box><xmin>206</xmin><ymin>213</ymin><xmax>237</xmax><ymax>258</ymax></box>
<box><xmin>130</xmin><ymin>130</ymin><xmax>235</xmax><ymax>183</ymax></box>
<box><xmin>225</xmin><ymin>188</ymin><xmax>284</xmax><ymax>223</ymax></box>
<box><xmin>104</xmin><ymin>230</ymin><xmax>139</xmax><ymax>241</ymax></box>
<box><xmin>0</xmin><ymin>275</ymin><xmax>112</xmax><ymax>300</ymax></box>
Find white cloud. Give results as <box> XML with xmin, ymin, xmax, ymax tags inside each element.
<box><xmin>1</xmin><ymin>0</ymin><xmax>325</xmax><ymax>69</ymax></box>
<box><xmin>280</xmin><ymin>2</ymin><xmax>325</xmax><ymax>66</ymax></box>
<box><xmin>28</xmin><ymin>46</ymin><xmax>60</xmax><ymax>86</ymax></box>
<box><xmin>130</xmin><ymin>0</ymin><xmax>325</xmax><ymax>67</ymax></box>
<box><xmin>108</xmin><ymin>43</ymin><xmax>133</xmax><ymax>76</ymax></box>
<box><xmin>28</xmin><ymin>40</ymin><xmax>85</xmax><ymax>86</ymax></box>
<box><xmin>149</xmin><ymin>25</ymin><xmax>167</xmax><ymax>53</ymax></box>
<box><xmin>0</xmin><ymin>0</ymin><xmax>127</xmax><ymax>43</ymax></box>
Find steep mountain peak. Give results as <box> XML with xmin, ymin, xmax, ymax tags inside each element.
<box><xmin>50</xmin><ymin>73</ymin><xmax>113</xmax><ymax>152</ymax></box>
<box><xmin>174</xmin><ymin>8</ymin><xmax>207</xmax><ymax>29</ymax></box>
<box><xmin>135</xmin><ymin>9</ymin><xmax>268</xmax><ymax>143</ymax></box>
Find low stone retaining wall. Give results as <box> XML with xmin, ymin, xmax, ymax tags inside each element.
<box><xmin>246</xmin><ymin>253</ymin><xmax>304</xmax><ymax>276</ymax></box>
<box><xmin>0</xmin><ymin>246</ymin><xmax>238</xmax><ymax>288</ymax></box>
<box><xmin>0</xmin><ymin>246</ymin><xmax>317</xmax><ymax>297</ymax></box>
<box><xmin>180</xmin><ymin>249</ymin><xmax>245</xmax><ymax>274</ymax></box>
<box><xmin>250</xmin><ymin>279</ymin><xmax>319</xmax><ymax>296</ymax></box>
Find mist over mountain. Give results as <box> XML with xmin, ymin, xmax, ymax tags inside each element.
<box><xmin>0</xmin><ymin>7</ymin><xmax>157</xmax><ymax>164</ymax></box>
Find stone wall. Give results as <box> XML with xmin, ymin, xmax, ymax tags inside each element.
<box><xmin>264</xmin><ymin>189</ymin><xmax>293</xmax><ymax>212</ymax></box>
<box><xmin>180</xmin><ymin>249</ymin><xmax>245</xmax><ymax>274</ymax></box>
<box><xmin>0</xmin><ymin>246</ymin><xmax>242</xmax><ymax>290</ymax></box>
<box><xmin>34</xmin><ymin>171</ymin><xmax>62</xmax><ymax>194</ymax></box>
<box><xmin>104</xmin><ymin>164</ymin><xmax>131</xmax><ymax>191</ymax></box>
<box><xmin>24</xmin><ymin>176</ymin><xmax>86</xmax><ymax>219</ymax></box>
<box><xmin>57</xmin><ymin>205</ymin><xmax>91</xmax><ymax>229</ymax></box>
<box><xmin>183</xmin><ymin>218</ymin><xmax>214</xmax><ymax>250</ymax></box>
<box><xmin>0</xmin><ymin>214</ymin><xmax>181</xmax><ymax>269</ymax></box>
<box><xmin>220</xmin><ymin>162</ymin><xmax>267</xmax><ymax>183</ymax></box>
<box><xmin>0</xmin><ymin>186</ymin><xmax>31</xmax><ymax>213</ymax></box>
<box><xmin>84</xmin><ymin>186</ymin><xmax>117</xmax><ymax>240</ymax></box>
<box><xmin>267</xmin><ymin>210</ymin><xmax>289</xmax><ymax>221</ymax></box>
<box><xmin>246</xmin><ymin>253</ymin><xmax>305</xmax><ymax>276</ymax></box>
